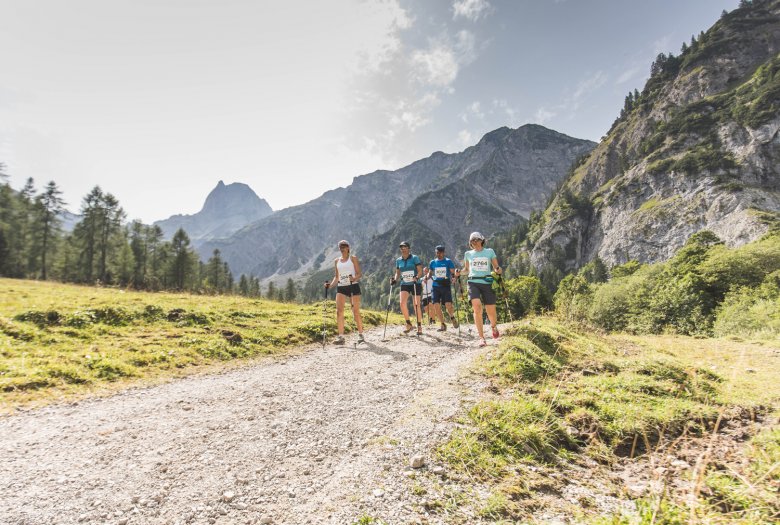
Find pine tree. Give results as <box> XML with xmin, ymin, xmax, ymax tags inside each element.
<box><xmin>74</xmin><ymin>186</ymin><xmax>103</xmax><ymax>282</ymax></box>
<box><xmin>223</xmin><ymin>262</ymin><xmax>233</xmax><ymax>293</ymax></box>
<box><xmin>267</xmin><ymin>281</ymin><xmax>276</xmax><ymax>300</ymax></box>
<box><xmin>284</xmin><ymin>278</ymin><xmax>297</xmax><ymax>302</ymax></box>
<box><xmin>238</xmin><ymin>274</ymin><xmax>249</xmax><ymax>295</ymax></box>
<box><xmin>169</xmin><ymin>228</ymin><xmax>194</xmax><ymax>290</ymax></box>
<box><xmin>129</xmin><ymin>221</ymin><xmax>147</xmax><ymax>288</ymax></box>
<box><xmin>32</xmin><ymin>181</ymin><xmax>65</xmax><ymax>280</ymax></box>
<box><xmin>97</xmin><ymin>193</ymin><xmax>125</xmax><ymax>283</ymax></box>
<box><xmin>0</xmin><ymin>164</ymin><xmax>14</xmax><ymax>275</ymax></box>
<box><xmin>145</xmin><ymin>225</ymin><xmax>165</xmax><ymax>290</ymax></box>
<box><xmin>206</xmin><ymin>249</ymin><xmax>224</xmax><ymax>292</ymax></box>
<box><xmin>249</xmin><ymin>276</ymin><xmax>260</xmax><ymax>297</ymax></box>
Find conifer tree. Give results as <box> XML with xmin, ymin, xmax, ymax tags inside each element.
<box><xmin>169</xmin><ymin>228</ymin><xmax>194</xmax><ymax>290</ymax></box>
<box><xmin>238</xmin><ymin>274</ymin><xmax>249</xmax><ymax>295</ymax></box>
<box><xmin>32</xmin><ymin>181</ymin><xmax>65</xmax><ymax>280</ymax></box>
<box><xmin>285</xmin><ymin>278</ymin><xmax>297</xmax><ymax>302</ymax></box>
<box><xmin>206</xmin><ymin>249</ymin><xmax>224</xmax><ymax>292</ymax></box>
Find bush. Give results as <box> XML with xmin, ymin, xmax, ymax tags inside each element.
<box><xmin>610</xmin><ymin>260</ymin><xmax>642</xmax><ymax>278</ymax></box>
<box><xmin>554</xmin><ymin>275</ymin><xmax>592</xmax><ymax>322</ymax></box>
<box><xmin>713</xmin><ymin>285</ymin><xmax>780</xmax><ymax>338</ymax></box>
<box><xmin>504</xmin><ymin>276</ymin><xmax>551</xmax><ymax>318</ymax></box>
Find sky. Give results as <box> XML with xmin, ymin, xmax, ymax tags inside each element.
<box><xmin>0</xmin><ymin>0</ymin><xmax>738</xmax><ymax>223</ymax></box>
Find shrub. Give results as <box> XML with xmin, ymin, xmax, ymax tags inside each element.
<box><xmin>554</xmin><ymin>275</ymin><xmax>592</xmax><ymax>322</ymax></box>
<box><xmin>504</xmin><ymin>276</ymin><xmax>551</xmax><ymax>317</ymax></box>
<box><xmin>610</xmin><ymin>260</ymin><xmax>642</xmax><ymax>278</ymax></box>
<box><xmin>713</xmin><ymin>286</ymin><xmax>780</xmax><ymax>338</ymax></box>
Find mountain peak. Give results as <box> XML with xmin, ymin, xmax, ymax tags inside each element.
<box><xmin>154</xmin><ymin>181</ymin><xmax>273</xmax><ymax>246</ymax></box>
<box><xmin>201</xmin><ymin>181</ymin><xmax>270</xmax><ymax>215</ymax></box>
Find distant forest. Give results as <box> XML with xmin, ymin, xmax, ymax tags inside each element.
<box><xmin>0</xmin><ymin>166</ymin><xmax>299</xmax><ymax>301</ymax></box>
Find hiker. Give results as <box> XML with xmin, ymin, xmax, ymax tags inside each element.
<box><xmin>421</xmin><ymin>273</ymin><xmax>435</xmax><ymax>325</ymax></box>
<box><xmin>463</xmin><ymin>232</ymin><xmax>502</xmax><ymax>347</ymax></box>
<box><xmin>428</xmin><ymin>244</ymin><xmax>460</xmax><ymax>332</ymax></box>
<box><xmin>391</xmin><ymin>241</ymin><xmax>424</xmax><ymax>335</ymax></box>
<box><xmin>325</xmin><ymin>240</ymin><xmax>364</xmax><ymax>345</ymax></box>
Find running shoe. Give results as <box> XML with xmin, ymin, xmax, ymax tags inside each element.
<box><xmin>357</xmin><ymin>333</ymin><xmax>365</xmax><ymax>343</ymax></box>
<box><xmin>492</xmin><ymin>326</ymin><xmax>500</xmax><ymax>339</ymax></box>
<box><xmin>417</xmin><ymin>323</ymin><xmax>423</xmax><ymax>335</ymax></box>
<box><xmin>452</xmin><ymin>318</ymin><xmax>459</xmax><ymax>329</ymax></box>
<box><xmin>333</xmin><ymin>336</ymin><xmax>345</xmax><ymax>345</ymax></box>
<box><xmin>403</xmin><ymin>321</ymin><xmax>413</xmax><ymax>333</ymax></box>
<box><xmin>437</xmin><ymin>323</ymin><xmax>447</xmax><ymax>332</ymax></box>
<box><xmin>478</xmin><ymin>338</ymin><xmax>487</xmax><ymax>347</ymax></box>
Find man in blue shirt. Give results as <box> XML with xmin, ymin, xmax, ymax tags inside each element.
<box><xmin>391</xmin><ymin>241</ymin><xmax>423</xmax><ymax>335</ymax></box>
<box><xmin>428</xmin><ymin>245</ymin><xmax>460</xmax><ymax>331</ymax></box>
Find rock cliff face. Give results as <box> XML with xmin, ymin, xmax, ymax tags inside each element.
<box><xmin>529</xmin><ymin>0</ymin><xmax>780</xmax><ymax>271</ymax></box>
<box><xmin>154</xmin><ymin>181</ymin><xmax>272</xmax><ymax>246</ymax></box>
<box><xmin>200</xmin><ymin>125</ymin><xmax>595</xmax><ymax>281</ymax></box>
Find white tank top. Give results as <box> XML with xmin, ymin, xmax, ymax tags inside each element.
<box><xmin>337</xmin><ymin>256</ymin><xmax>357</xmax><ymax>286</ymax></box>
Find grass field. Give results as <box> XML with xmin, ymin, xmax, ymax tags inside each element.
<box><xmin>0</xmin><ymin>278</ymin><xmax>393</xmax><ymax>411</ymax></box>
<box><xmin>437</xmin><ymin>317</ymin><xmax>780</xmax><ymax>523</ymax></box>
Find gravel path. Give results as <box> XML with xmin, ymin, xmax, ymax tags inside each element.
<box><xmin>1</xmin><ymin>326</ymin><xmax>492</xmax><ymax>525</ymax></box>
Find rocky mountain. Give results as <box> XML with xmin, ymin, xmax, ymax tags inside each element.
<box><xmin>154</xmin><ymin>181</ymin><xmax>272</xmax><ymax>245</ymax></box>
<box><xmin>200</xmin><ymin>125</ymin><xmax>595</xmax><ymax>286</ymax></box>
<box><xmin>529</xmin><ymin>0</ymin><xmax>780</xmax><ymax>272</ymax></box>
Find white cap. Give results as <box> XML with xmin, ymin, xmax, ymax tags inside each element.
<box><xmin>469</xmin><ymin>231</ymin><xmax>485</xmax><ymax>242</ymax></box>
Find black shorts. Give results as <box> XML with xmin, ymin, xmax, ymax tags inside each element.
<box><xmin>400</xmin><ymin>282</ymin><xmax>422</xmax><ymax>295</ymax></box>
<box><xmin>468</xmin><ymin>281</ymin><xmax>496</xmax><ymax>305</ymax></box>
<box><xmin>422</xmin><ymin>297</ymin><xmax>431</xmax><ymax>307</ymax></box>
<box><xmin>432</xmin><ymin>286</ymin><xmax>453</xmax><ymax>304</ymax></box>
<box><xmin>337</xmin><ymin>283</ymin><xmax>361</xmax><ymax>297</ymax></box>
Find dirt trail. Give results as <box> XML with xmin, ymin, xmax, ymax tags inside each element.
<box><xmin>1</xmin><ymin>326</ymin><xmax>492</xmax><ymax>525</ymax></box>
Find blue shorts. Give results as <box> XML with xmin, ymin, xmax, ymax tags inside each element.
<box><xmin>432</xmin><ymin>286</ymin><xmax>453</xmax><ymax>304</ymax></box>
<box><xmin>468</xmin><ymin>281</ymin><xmax>496</xmax><ymax>305</ymax></box>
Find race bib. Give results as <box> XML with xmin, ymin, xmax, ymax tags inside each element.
<box><xmin>471</xmin><ymin>257</ymin><xmax>489</xmax><ymax>273</ymax></box>
<box><xmin>338</xmin><ymin>274</ymin><xmax>351</xmax><ymax>286</ymax></box>
<box><xmin>434</xmin><ymin>267</ymin><xmax>447</xmax><ymax>279</ymax></box>
<box><xmin>401</xmin><ymin>270</ymin><xmax>415</xmax><ymax>283</ymax></box>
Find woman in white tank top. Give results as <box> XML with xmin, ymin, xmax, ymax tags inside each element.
<box><xmin>325</xmin><ymin>240</ymin><xmax>364</xmax><ymax>345</ymax></box>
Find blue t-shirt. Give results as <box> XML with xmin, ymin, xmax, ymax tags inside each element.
<box><xmin>396</xmin><ymin>254</ymin><xmax>422</xmax><ymax>284</ymax></box>
<box><xmin>429</xmin><ymin>257</ymin><xmax>455</xmax><ymax>287</ymax></box>
<box><xmin>465</xmin><ymin>248</ymin><xmax>496</xmax><ymax>284</ymax></box>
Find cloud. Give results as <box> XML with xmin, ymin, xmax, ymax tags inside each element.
<box><xmin>411</xmin><ymin>45</ymin><xmax>459</xmax><ymax>87</ymax></box>
<box><xmin>616</xmin><ymin>66</ymin><xmax>641</xmax><ymax>85</ymax></box>
<box><xmin>493</xmin><ymin>99</ymin><xmax>519</xmax><ymax>126</ymax></box>
<box><xmin>457</xmin><ymin>129</ymin><xmax>473</xmax><ymax>147</ymax></box>
<box><xmin>533</xmin><ymin>107</ymin><xmax>556</xmax><ymax>124</ymax></box>
<box><xmin>460</xmin><ymin>100</ymin><xmax>484</xmax><ymax>123</ymax></box>
<box><xmin>452</xmin><ymin>0</ymin><xmax>492</xmax><ymax>22</ymax></box>
<box><xmin>572</xmin><ymin>71</ymin><xmax>607</xmax><ymax>105</ymax></box>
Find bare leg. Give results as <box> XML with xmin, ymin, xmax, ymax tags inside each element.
<box><xmin>472</xmin><ymin>299</ymin><xmax>484</xmax><ymax>339</ymax></box>
<box><xmin>336</xmin><ymin>293</ymin><xmax>346</xmax><ymax>335</ymax></box>
<box><xmin>351</xmin><ymin>294</ymin><xmax>364</xmax><ymax>334</ymax></box>
<box><xmin>399</xmin><ymin>290</ymin><xmax>411</xmax><ymax>321</ymax></box>
<box><xmin>485</xmin><ymin>304</ymin><xmax>498</xmax><ymax>331</ymax></box>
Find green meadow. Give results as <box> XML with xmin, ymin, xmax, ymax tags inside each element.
<box><xmin>437</xmin><ymin>317</ymin><xmax>780</xmax><ymax>523</ymax></box>
<box><xmin>0</xmin><ymin>278</ymin><xmax>390</xmax><ymax>411</ymax></box>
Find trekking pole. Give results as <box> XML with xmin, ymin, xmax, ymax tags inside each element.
<box><xmin>382</xmin><ymin>278</ymin><xmax>394</xmax><ymax>341</ymax></box>
<box><xmin>457</xmin><ymin>275</ymin><xmax>473</xmax><ymax>334</ymax></box>
<box><xmin>453</xmin><ymin>278</ymin><xmax>461</xmax><ymax>339</ymax></box>
<box><xmin>496</xmin><ymin>274</ymin><xmax>514</xmax><ymax>323</ymax></box>
<box><xmin>412</xmin><ymin>276</ymin><xmax>420</xmax><ymax>336</ymax></box>
<box><xmin>322</xmin><ymin>282</ymin><xmax>329</xmax><ymax>348</ymax></box>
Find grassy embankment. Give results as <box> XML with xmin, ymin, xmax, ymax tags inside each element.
<box><xmin>0</xmin><ymin>278</ymin><xmax>395</xmax><ymax>412</ymax></box>
<box><xmin>436</xmin><ymin>317</ymin><xmax>779</xmax><ymax>523</ymax></box>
